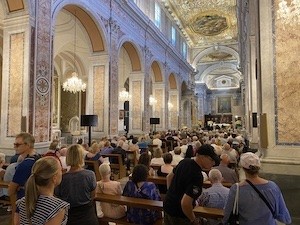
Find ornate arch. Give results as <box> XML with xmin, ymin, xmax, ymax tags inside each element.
<box><xmin>192</xmin><ymin>45</ymin><xmax>239</xmax><ymax>67</ymax></box>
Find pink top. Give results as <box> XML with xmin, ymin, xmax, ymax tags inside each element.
<box><xmin>96</xmin><ymin>180</ymin><xmax>126</xmax><ymax>219</ymax></box>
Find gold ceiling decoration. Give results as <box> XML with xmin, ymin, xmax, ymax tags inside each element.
<box><xmin>208</xmin><ymin>52</ymin><xmax>232</xmax><ymax>60</ymax></box>
<box><xmin>163</xmin><ymin>0</ymin><xmax>238</xmax><ymax>46</ymax></box>
<box><xmin>190</xmin><ymin>13</ymin><xmax>228</xmax><ymax>36</ymax></box>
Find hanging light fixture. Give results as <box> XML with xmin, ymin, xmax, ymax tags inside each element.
<box><xmin>168</xmin><ymin>102</ymin><xmax>174</xmax><ymax>110</ymax></box>
<box><xmin>277</xmin><ymin>0</ymin><xmax>300</xmax><ymax>25</ymax></box>
<box><xmin>119</xmin><ymin>88</ymin><xmax>130</xmax><ymax>102</ymax></box>
<box><xmin>63</xmin><ymin>10</ymin><xmax>86</xmax><ymax>93</ymax></box>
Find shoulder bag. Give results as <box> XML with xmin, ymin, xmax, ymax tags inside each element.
<box><xmin>245</xmin><ymin>179</ymin><xmax>275</xmax><ymax>217</ymax></box>
<box><xmin>227</xmin><ymin>183</ymin><xmax>240</xmax><ymax>225</ymax></box>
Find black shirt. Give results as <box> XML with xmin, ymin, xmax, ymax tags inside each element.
<box><xmin>163</xmin><ymin>158</ymin><xmax>203</xmax><ymax>218</ymax></box>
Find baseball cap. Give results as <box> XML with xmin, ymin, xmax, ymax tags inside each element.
<box><xmin>240</xmin><ymin>152</ymin><xmax>261</xmax><ymax>169</ymax></box>
<box><xmin>196</xmin><ymin>144</ymin><xmax>219</xmax><ymax>164</ymax></box>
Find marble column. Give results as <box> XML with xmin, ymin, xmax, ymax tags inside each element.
<box><xmin>108</xmin><ymin>19</ymin><xmax>122</xmax><ymax>136</ymax></box>
<box><xmin>28</xmin><ymin>0</ymin><xmax>53</xmax><ymax>142</ymax></box>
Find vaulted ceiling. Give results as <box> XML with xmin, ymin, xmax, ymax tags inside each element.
<box><xmin>163</xmin><ymin>0</ymin><xmax>238</xmax><ymax>47</ymax></box>
<box><xmin>161</xmin><ymin>0</ymin><xmax>241</xmax><ymax>91</ymax></box>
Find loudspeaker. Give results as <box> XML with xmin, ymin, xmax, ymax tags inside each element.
<box><xmin>150</xmin><ymin>118</ymin><xmax>160</xmax><ymax>124</ymax></box>
<box><xmin>81</xmin><ymin>115</ymin><xmax>98</xmax><ymax>126</ymax></box>
<box><xmin>252</xmin><ymin>113</ymin><xmax>257</xmax><ymax>128</ymax></box>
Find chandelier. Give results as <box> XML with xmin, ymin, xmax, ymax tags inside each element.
<box><xmin>149</xmin><ymin>95</ymin><xmax>157</xmax><ymax>106</ymax></box>
<box><xmin>63</xmin><ymin>72</ymin><xmax>86</xmax><ymax>94</ymax></box>
<box><xmin>277</xmin><ymin>0</ymin><xmax>300</xmax><ymax>25</ymax></box>
<box><xmin>168</xmin><ymin>102</ymin><xmax>174</xmax><ymax>110</ymax></box>
<box><xmin>119</xmin><ymin>88</ymin><xmax>130</xmax><ymax>101</ymax></box>
<box><xmin>63</xmin><ymin>10</ymin><xmax>86</xmax><ymax>94</ymax></box>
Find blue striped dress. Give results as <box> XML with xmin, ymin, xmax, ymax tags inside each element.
<box><xmin>16</xmin><ymin>195</ymin><xmax>69</xmax><ymax>225</ymax></box>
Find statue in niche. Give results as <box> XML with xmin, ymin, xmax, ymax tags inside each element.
<box><xmin>69</xmin><ymin>116</ymin><xmax>80</xmax><ymax>135</ymax></box>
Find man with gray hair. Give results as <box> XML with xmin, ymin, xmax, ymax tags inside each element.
<box><xmin>213</xmin><ymin>153</ymin><xmax>239</xmax><ymax>183</ymax></box>
<box><xmin>197</xmin><ymin>169</ymin><xmax>230</xmax><ymax>209</ymax></box>
<box><xmin>197</xmin><ymin>169</ymin><xmax>230</xmax><ymax>225</ymax></box>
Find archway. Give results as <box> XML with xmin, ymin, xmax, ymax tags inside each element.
<box><xmin>53</xmin><ymin>5</ymin><xmax>106</xmax><ymax>141</ymax></box>
<box><xmin>118</xmin><ymin>41</ymin><xmax>142</xmax><ymax>134</ymax></box>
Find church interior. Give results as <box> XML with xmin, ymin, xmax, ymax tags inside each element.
<box><xmin>0</xmin><ymin>0</ymin><xmax>299</xmax><ymax>224</ymax></box>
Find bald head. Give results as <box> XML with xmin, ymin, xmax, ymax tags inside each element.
<box><xmin>220</xmin><ymin>153</ymin><xmax>230</xmax><ymax>164</ymax></box>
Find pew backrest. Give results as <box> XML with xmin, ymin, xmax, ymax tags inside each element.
<box><xmin>101</xmin><ymin>154</ymin><xmax>126</xmax><ymax>179</ymax></box>
<box><xmin>84</xmin><ymin>160</ymin><xmax>101</xmax><ymax>181</ymax></box>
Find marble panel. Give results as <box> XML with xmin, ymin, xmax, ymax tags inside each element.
<box><xmin>154</xmin><ymin>89</ymin><xmax>163</xmax><ymax>128</ymax></box>
<box><xmin>170</xmin><ymin>94</ymin><xmax>178</xmax><ymax>128</ymax></box>
<box><xmin>132</xmin><ymin>81</ymin><xmax>142</xmax><ymax>130</ymax></box>
<box><xmin>7</xmin><ymin>33</ymin><xmax>24</xmax><ymax>136</ymax></box>
<box><xmin>93</xmin><ymin>65</ymin><xmax>105</xmax><ymax>132</ymax></box>
<box><xmin>274</xmin><ymin>1</ymin><xmax>300</xmax><ymax>145</ymax></box>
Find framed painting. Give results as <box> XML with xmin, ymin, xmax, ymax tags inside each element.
<box><xmin>217</xmin><ymin>96</ymin><xmax>231</xmax><ymax>114</ymax></box>
<box><xmin>119</xmin><ymin>110</ymin><xmax>125</xmax><ymax>120</ymax></box>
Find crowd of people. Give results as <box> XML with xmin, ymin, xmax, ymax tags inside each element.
<box><xmin>0</xmin><ymin>128</ymin><xmax>292</xmax><ymax>225</ymax></box>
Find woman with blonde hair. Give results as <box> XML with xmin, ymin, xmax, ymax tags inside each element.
<box><xmin>95</xmin><ymin>163</ymin><xmax>125</xmax><ymax>219</ymax></box>
<box><xmin>14</xmin><ymin>156</ymin><xmax>69</xmax><ymax>225</ymax></box>
<box><xmin>150</xmin><ymin>147</ymin><xmax>164</xmax><ymax>166</ymax></box>
<box><xmin>55</xmin><ymin>144</ymin><xmax>98</xmax><ymax>225</ymax></box>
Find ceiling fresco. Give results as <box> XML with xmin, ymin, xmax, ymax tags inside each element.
<box><xmin>161</xmin><ymin>0</ymin><xmax>240</xmax><ymax>90</ymax></box>
<box><xmin>162</xmin><ymin>0</ymin><xmax>238</xmax><ymax>47</ymax></box>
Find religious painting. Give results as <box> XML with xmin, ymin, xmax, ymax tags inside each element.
<box><xmin>119</xmin><ymin>110</ymin><xmax>124</xmax><ymax>120</ymax></box>
<box><xmin>217</xmin><ymin>96</ymin><xmax>231</xmax><ymax>114</ymax></box>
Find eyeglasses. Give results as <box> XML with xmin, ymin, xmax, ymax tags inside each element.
<box><xmin>14</xmin><ymin>143</ymin><xmax>26</xmax><ymax>147</ymax></box>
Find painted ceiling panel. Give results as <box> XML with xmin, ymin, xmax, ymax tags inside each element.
<box><xmin>163</xmin><ymin>0</ymin><xmax>238</xmax><ymax>47</ymax></box>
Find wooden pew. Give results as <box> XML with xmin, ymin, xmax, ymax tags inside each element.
<box><xmin>147</xmin><ymin>175</ymin><xmax>167</xmax><ymax>185</ymax></box>
<box><xmin>193</xmin><ymin>206</ymin><xmax>224</xmax><ymax>219</ymax></box>
<box><xmin>101</xmin><ymin>154</ymin><xmax>126</xmax><ymax>179</ymax></box>
<box><xmin>0</xmin><ymin>180</ymin><xmax>14</xmax><ymax>225</ymax></box>
<box><xmin>125</xmin><ymin>150</ymin><xmax>137</xmax><ymax>167</ymax></box>
<box><xmin>0</xmin><ymin>180</ymin><xmax>10</xmax><ymax>205</ymax></box>
<box><xmin>94</xmin><ymin>193</ymin><xmax>163</xmax><ymax>225</ymax></box>
<box><xmin>150</xmin><ymin>164</ymin><xmax>161</xmax><ymax>171</ymax></box>
<box><xmin>84</xmin><ymin>160</ymin><xmax>101</xmax><ymax>181</ymax></box>
<box><xmin>147</xmin><ymin>144</ymin><xmax>158</xmax><ymax>155</ymax></box>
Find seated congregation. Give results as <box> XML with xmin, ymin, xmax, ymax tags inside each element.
<box><xmin>0</xmin><ymin>129</ymin><xmax>292</xmax><ymax>225</ymax></box>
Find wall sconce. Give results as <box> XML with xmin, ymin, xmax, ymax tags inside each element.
<box><xmin>119</xmin><ymin>88</ymin><xmax>130</xmax><ymax>102</ymax></box>
<box><xmin>149</xmin><ymin>95</ymin><xmax>157</xmax><ymax>106</ymax></box>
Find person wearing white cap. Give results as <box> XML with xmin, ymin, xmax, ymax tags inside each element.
<box><xmin>223</xmin><ymin>152</ymin><xmax>291</xmax><ymax>225</ymax></box>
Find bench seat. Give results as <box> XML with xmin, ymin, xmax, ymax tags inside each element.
<box><xmin>95</xmin><ymin>193</ymin><xmax>163</xmax><ymax>225</ymax></box>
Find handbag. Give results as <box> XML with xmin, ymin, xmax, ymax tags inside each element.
<box><xmin>227</xmin><ymin>183</ymin><xmax>240</xmax><ymax>225</ymax></box>
<box><xmin>245</xmin><ymin>179</ymin><xmax>275</xmax><ymax>217</ymax></box>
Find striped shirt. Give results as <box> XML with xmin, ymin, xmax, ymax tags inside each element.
<box><xmin>16</xmin><ymin>195</ymin><xmax>69</xmax><ymax>225</ymax></box>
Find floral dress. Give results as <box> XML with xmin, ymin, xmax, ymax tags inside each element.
<box><xmin>122</xmin><ymin>180</ymin><xmax>161</xmax><ymax>225</ymax></box>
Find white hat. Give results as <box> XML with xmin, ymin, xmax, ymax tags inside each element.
<box><xmin>240</xmin><ymin>152</ymin><xmax>261</xmax><ymax>169</ymax></box>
